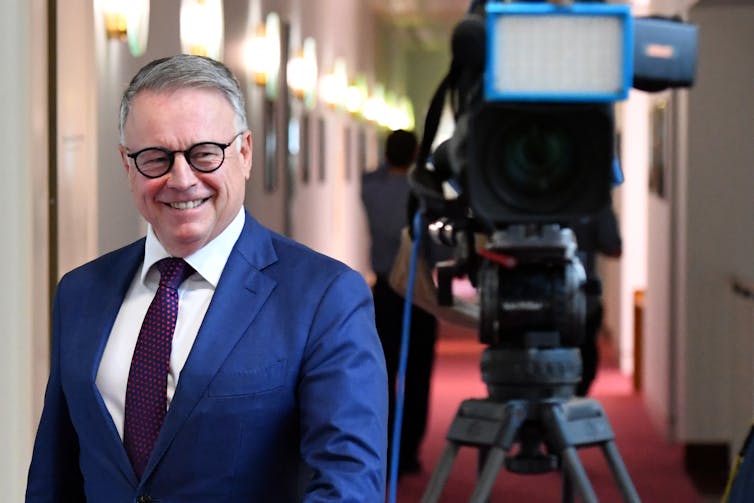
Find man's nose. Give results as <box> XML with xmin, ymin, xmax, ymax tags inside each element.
<box><xmin>167</xmin><ymin>153</ymin><xmax>198</xmax><ymax>187</ymax></box>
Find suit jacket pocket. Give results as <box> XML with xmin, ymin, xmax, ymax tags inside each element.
<box><xmin>207</xmin><ymin>359</ymin><xmax>286</xmax><ymax>397</ymax></box>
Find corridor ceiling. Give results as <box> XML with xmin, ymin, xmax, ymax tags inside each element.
<box><xmin>368</xmin><ymin>0</ymin><xmax>468</xmax><ymax>49</ymax></box>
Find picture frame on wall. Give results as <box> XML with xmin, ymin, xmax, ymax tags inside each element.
<box><xmin>648</xmin><ymin>96</ymin><xmax>669</xmax><ymax>199</ymax></box>
<box><xmin>300</xmin><ymin>113</ymin><xmax>310</xmax><ymax>184</ymax></box>
<box><xmin>358</xmin><ymin>126</ymin><xmax>367</xmax><ymax>174</ymax></box>
<box><xmin>344</xmin><ymin>125</ymin><xmax>352</xmax><ymax>182</ymax></box>
<box><xmin>264</xmin><ymin>99</ymin><xmax>277</xmax><ymax>193</ymax></box>
<box><xmin>287</xmin><ymin>113</ymin><xmax>299</xmax><ymax>196</ymax></box>
<box><xmin>318</xmin><ymin>116</ymin><xmax>326</xmax><ymax>182</ymax></box>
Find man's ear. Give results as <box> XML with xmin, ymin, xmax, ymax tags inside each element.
<box><xmin>240</xmin><ymin>131</ymin><xmax>253</xmax><ymax>180</ymax></box>
<box><xmin>118</xmin><ymin>145</ymin><xmax>131</xmax><ymax>175</ymax></box>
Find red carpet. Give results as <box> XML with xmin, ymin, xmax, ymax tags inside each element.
<box><xmin>393</xmin><ymin>321</ymin><xmax>705</xmax><ymax>502</ymax></box>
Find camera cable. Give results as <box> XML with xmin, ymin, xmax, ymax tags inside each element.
<box><xmin>387</xmin><ymin>211</ymin><xmax>424</xmax><ymax>503</ymax></box>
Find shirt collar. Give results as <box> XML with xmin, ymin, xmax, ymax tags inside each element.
<box><xmin>141</xmin><ymin>208</ymin><xmax>246</xmax><ymax>287</ymax></box>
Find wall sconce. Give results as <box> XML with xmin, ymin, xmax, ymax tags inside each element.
<box><xmin>244</xmin><ymin>13</ymin><xmax>283</xmax><ymax>100</ymax></box>
<box><xmin>379</xmin><ymin>90</ymin><xmax>399</xmax><ymax>130</ymax></box>
<box><xmin>319</xmin><ymin>58</ymin><xmax>348</xmax><ymax>109</ymax></box>
<box><xmin>287</xmin><ymin>37</ymin><xmax>318</xmax><ymax>109</ymax></box>
<box><xmin>362</xmin><ymin>83</ymin><xmax>385</xmax><ymax>123</ymax></box>
<box><xmin>103</xmin><ymin>0</ymin><xmax>127</xmax><ymax>40</ymax></box>
<box><xmin>102</xmin><ymin>0</ymin><xmax>150</xmax><ymax>57</ymax></box>
<box><xmin>361</xmin><ymin>85</ymin><xmax>414</xmax><ymax>131</ymax></box>
<box><xmin>397</xmin><ymin>96</ymin><xmax>416</xmax><ymax>131</ymax></box>
<box><xmin>246</xmin><ymin>24</ymin><xmax>270</xmax><ymax>86</ymax></box>
<box><xmin>344</xmin><ymin>75</ymin><xmax>368</xmax><ymax>116</ymax></box>
<box><xmin>180</xmin><ymin>0</ymin><xmax>224</xmax><ymax>60</ymax></box>
<box><xmin>383</xmin><ymin>94</ymin><xmax>415</xmax><ymax>131</ymax></box>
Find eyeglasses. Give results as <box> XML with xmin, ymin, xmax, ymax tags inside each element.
<box><xmin>126</xmin><ymin>131</ymin><xmax>245</xmax><ymax>179</ymax></box>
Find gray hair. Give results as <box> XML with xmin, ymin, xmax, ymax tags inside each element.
<box><xmin>119</xmin><ymin>54</ymin><xmax>248</xmax><ymax>143</ymax></box>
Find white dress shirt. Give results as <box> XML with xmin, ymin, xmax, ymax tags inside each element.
<box><xmin>96</xmin><ymin>209</ymin><xmax>245</xmax><ymax>440</ymax></box>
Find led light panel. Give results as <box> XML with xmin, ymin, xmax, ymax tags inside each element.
<box><xmin>485</xmin><ymin>3</ymin><xmax>633</xmax><ymax>102</ymax></box>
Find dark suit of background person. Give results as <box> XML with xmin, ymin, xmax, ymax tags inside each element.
<box><xmin>26</xmin><ymin>55</ymin><xmax>388</xmax><ymax>503</ymax></box>
<box><xmin>569</xmin><ymin>204</ymin><xmax>622</xmax><ymax>396</ymax></box>
<box><xmin>361</xmin><ymin>129</ymin><xmax>438</xmax><ymax>476</ymax></box>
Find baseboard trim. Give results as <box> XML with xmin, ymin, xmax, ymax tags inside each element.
<box><xmin>684</xmin><ymin>442</ymin><xmax>729</xmax><ymax>496</ymax></box>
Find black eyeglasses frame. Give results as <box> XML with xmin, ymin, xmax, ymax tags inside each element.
<box><xmin>126</xmin><ymin>131</ymin><xmax>245</xmax><ymax>179</ymax></box>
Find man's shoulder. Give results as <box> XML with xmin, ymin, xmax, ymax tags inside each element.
<box><xmin>61</xmin><ymin>239</ymin><xmax>144</xmax><ymax>280</ymax></box>
<box><xmin>361</xmin><ymin>167</ymin><xmax>386</xmax><ymax>188</ymax></box>
<box><xmin>242</xmin><ymin>216</ymin><xmax>352</xmax><ymax>276</ymax></box>
<box><xmin>55</xmin><ymin>239</ymin><xmax>144</xmax><ymax>298</ymax></box>
<box><xmin>270</xmin><ymin>231</ymin><xmax>350</xmax><ymax>273</ymax></box>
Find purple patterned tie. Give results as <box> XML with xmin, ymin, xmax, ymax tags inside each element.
<box><xmin>124</xmin><ymin>257</ymin><xmax>194</xmax><ymax>479</ymax></box>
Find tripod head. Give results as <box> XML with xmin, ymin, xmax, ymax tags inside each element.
<box><xmin>477</xmin><ymin>225</ymin><xmax>587</xmax><ymax>404</ymax></box>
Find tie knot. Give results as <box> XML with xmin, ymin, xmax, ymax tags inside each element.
<box><xmin>155</xmin><ymin>258</ymin><xmax>194</xmax><ymax>290</ymax></box>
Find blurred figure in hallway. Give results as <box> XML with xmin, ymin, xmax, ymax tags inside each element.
<box><xmin>361</xmin><ymin>129</ymin><xmax>437</xmax><ymax>475</ymax></box>
<box><xmin>570</xmin><ymin>203</ymin><xmax>622</xmax><ymax>396</ymax></box>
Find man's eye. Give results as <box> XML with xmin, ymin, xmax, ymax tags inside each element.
<box><xmin>190</xmin><ymin>145</ymin><xmax>222</xmax><ymax>164</ymax></box>
<box><xmin>138</xmin><ymin>150</ymin><xmax>169</xmax><ymax>166</ymax></box>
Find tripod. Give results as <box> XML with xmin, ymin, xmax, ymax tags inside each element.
<box><xmin>420</xmin><ymin>347</ymin><xmax>641</xmax><ymax>503</ymax></box>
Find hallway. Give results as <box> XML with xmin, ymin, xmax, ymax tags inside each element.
<box><xmin>394</xmin><ymin>320</ymin><xmax>717</xmax><ymax>502</ymax></box>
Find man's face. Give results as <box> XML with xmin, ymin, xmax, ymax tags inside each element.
<box><xmin>120</xmin><ymin>88</ymin><xmax>252</xmax><ymax>257</ymax></box>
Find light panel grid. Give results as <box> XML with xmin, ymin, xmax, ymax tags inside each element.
<box><xmin>484</xmin><ymin>4</ymin><xmax>632</xmax><ymax>102</ymax></box>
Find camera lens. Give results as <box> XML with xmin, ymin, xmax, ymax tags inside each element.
<box><xmin>466</xmin><ymin>103</ymin><xmax>613</xmax><ymax>223</ymax></box>
<box><xmin>502</xmin><ymin>119</ymin><xmax>574</xmax><ymax>196</ymax></box>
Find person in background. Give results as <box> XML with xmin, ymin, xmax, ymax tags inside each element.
<box><xmin>361</xmin><ymin>129</ymin><xmax>438</xmax><ymax>476</ymax></box>
<box><xmin>26</xmin><ymin>54</ymin><xmax>387</xmax><ymax>502</ymax></box>
<box><xmin>570</xmin><ymin>203</ymin><xmax>622</xmax><ymax>396</ymax></box>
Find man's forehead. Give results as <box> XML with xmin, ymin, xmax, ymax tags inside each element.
<box><xmin>132</xmin><ymin>86</ymin><xmax>228</xmax><ymax>103</ymax></box>
<box><xmin>127</xmin><ymin>88</ymin><xmax>235</xmax><ymax>124</ymax></box>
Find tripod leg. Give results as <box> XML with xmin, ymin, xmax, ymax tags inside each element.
<box><xmin>601</xmin><ymin>441</ymin><xmax>641</xmax><ymax>503</ymax></box>
<box><xmin>561</xmin><ymin>467</ymin><xmax>575</xmax><ymax>503</ymax></box>
<box><xmin>421</xmin><ymin>443</ymin><xmax>461</xmax><ymax>503</ymax></box>
<box><xmin>469</xmin><ymin>446</ymin><xmax>507</xmax><ymax>503</ymax></box>
<box><xmin>560</xmin><ymin>446</ymin><xmax>599</xmax><ymax>503</ymax></box>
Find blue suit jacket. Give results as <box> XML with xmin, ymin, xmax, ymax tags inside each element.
<box><xmin>26</xmin><ymin>212</ymin><xmax>388</xmax><ymax>502</ymax></box>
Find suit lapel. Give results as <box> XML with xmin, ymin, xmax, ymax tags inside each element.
<box><xmin>144</xmin><ymin>214</ymin><xmax>278</xmax><ymax>479</ymax></box>
<box><xmin>72</xmin><ymin>240</ymin><xmax>145</xmax><ymax>486</ymax></box>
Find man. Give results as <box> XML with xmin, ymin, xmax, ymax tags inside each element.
<box><xmin>570</xmin><ymin>204</ymin><xmax>622</xmax><ymax>396</ymax></box>
<box><xmin>361</xmin><ymin>129</ymin><xmax>438</xmax><ymax>476</ymax></box>
<box><xmin>26</xmin><ymin>55</ymin><xmax>387</xmax><ymax>502</ymax></box>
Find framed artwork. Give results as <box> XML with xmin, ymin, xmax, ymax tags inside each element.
<box><xmin>648</xmin><ymin>96</ymin><xmax>669</xmax><ymax>198</ymax></box>
<box><xmin>318</xmin><ymin>116</ymin><xmax>326</xmax><ymax>182</ymax></box>
<box><xmin>287</xmin><ymin>113</ymin><xmax>299</xmax><ymax>196</ymax></box>
<box><xmin>263</xmin><ymin>99</ymin><xmax>277</xmax><ymax>193</ymax></box>
<box><xmin>344</xmin><ymin>125</ymin><xmax>352</xmax><ymax>181</ymax></box>
<box><xmin>358</xmin><ymin>126</ymin><xmax>367</xmax><ymax>174</ymax></box>
<box><xmin>300</xmin><ymin>113</ymin><xmax>310</xmax><ymax>184</ymax></box>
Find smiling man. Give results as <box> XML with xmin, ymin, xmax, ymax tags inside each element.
<box><xmin>26</xmin><ymin>55</ymin><xmax>388</xmax><ymax>503</ymax></box>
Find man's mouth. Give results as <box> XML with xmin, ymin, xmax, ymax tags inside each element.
<box><xmin>167</xmin><ymin>198</ymin><xmax>209</xmax><ymax>210</ymax></box>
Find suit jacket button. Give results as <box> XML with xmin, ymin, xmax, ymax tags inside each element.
<box><xmin>137</xmin><ymin>496</ymin><xmax>152</xmax><ymax>503</ymax></box>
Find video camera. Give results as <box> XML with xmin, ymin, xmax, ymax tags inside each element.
<box><xmin>409</xmin><ymin>4</ymin><xmax>697</xmax><ymax>496</ymax></box>
<box><xmin>409</xmin><ymin>0</ymin><xmax>697</xmax><ymax>354</ymax></box>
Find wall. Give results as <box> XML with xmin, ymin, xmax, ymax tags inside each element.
<box><xmin>678</xmin><ymin>2</ymin><xmax>754</xmax><ymax>443</ymax></box>
<box><xmin>615</xmin><ymin>88</ymin><xmax>651</xmax><ymax>374</ymax></box>
<box><xmin>643</xmin><ymin>0</ymin><xmax>754</xmax><ymax>448</ymax></box>
<box><xmin>0</xmin><ymin>0</ymin><xmax>49</xmax><ymax>499</ymax></box>
<box><xmin>644</xmin><ymin>90</ymin><xmax>677</xmax><ymax>436</ymax></box>
<box><xmin>58</xmin><ymin>0</ymin><xmax>98</xmax><ymax>274</ymax></box>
